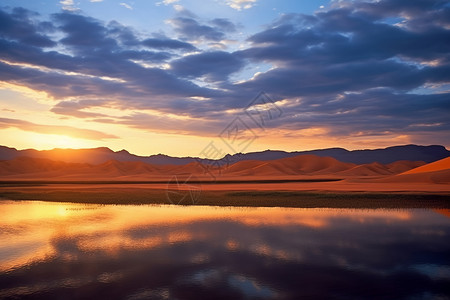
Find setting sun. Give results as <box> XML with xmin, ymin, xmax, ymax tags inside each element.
<box><xmin>28</xmin><ymin>132</ymin><xmax>93</xmax><ymax>150</ymax></box>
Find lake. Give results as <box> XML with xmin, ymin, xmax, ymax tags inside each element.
<box><xmin>0</xmin><ymin>201</ymin><xmax>449</xmax><ymax>299</ymax></box>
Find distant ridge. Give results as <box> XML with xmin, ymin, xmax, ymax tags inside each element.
<box><xmin>0</xmin><ymin>144</ymin><xmax>448</xmax><ymax>165</ymax></box>
<box><xmin>232</xmin><ymin>145</ymin><xmax>449</xmax><ymax>164</ymax></box>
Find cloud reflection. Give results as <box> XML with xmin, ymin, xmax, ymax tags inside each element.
<box><xmin>0</xmin><ymin>201</ymin><xmax>449</xmax><ymax>299</ymax></box>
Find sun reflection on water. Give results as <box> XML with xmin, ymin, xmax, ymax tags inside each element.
<box><xmin>0</xmin><ymin>201</ymin><xmax>449</xmax><ymax>299</ymax></box>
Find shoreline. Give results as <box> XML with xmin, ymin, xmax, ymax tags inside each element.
<box><xmin>0</xmin><ymin>178</ymin><xmax>343</xmax><ymax>185</ymax></box>
<box><xmin>1</xmin><ymin>186</ymin><xmax>449</xmax><ymax>208</ymax></box>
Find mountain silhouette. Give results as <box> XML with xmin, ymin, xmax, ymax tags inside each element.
<box><xmin>0</xmin><ymin>144</ymin><xmax>447</xmax><ymax>166</ymax></box>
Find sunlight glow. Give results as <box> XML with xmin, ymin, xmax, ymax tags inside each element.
<box><xmin>29</xmin><ymin>133</ymin><xmax>94</xmax><ymax>149</ymax></box>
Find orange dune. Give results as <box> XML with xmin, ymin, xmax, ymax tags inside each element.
<box><xmin>167</xmin><ymin>161</ymin><xmax>212</xmax><ymax>175</ymax></box>
<box><xmin>335</xmin><ymin>161</ymin><xmax>425</xmax><ymax>177</ymax></box>
<box><xmin>0</xmin><ymin>157</ymin><xmax>90</xmax><ymax>175</ymax></box>
<box><xmin>377</xmin><ymin>169</ymin><xmax>450</xmax><ymax>184</ymax></box>
<box><xmin>371</xmin><ymin>157</ymin><xmax>450</xmax><ymax>184</ymax></box>
<box><xmin>276</xmin><ymin>155</ymin><xmax>356</xmax><ymax>174</ymax></box>
<box><xmin>402</xmin><ymin>157</ymin><xmax>450</xmax><ymax>175</ymax></box>
<box><xmin>335</xmin><ymin>162</ymin><xmax>392</xmax><ymax>176</ymax></box>
<box><xmin>222</xmin><ymin>155</ymin><xmax>355</xmax><ymax>176</ymax></box>
<box><xmin>0</xmin><ymin>155</ymin><xmax>447</xmax><ymax>189</ymax></box>
<box><xmin>386</xmin><ymin>160</ymin><xmax>426</xmax><ymax>173</ymax></box>
<box><xmin>95</xmin><ymin>160</ymin><xmax>161</xmax><ymax>175</ymax></box>
<box><xmin>434</xmin><ymin>209</ymin><xmax>450</xmax><ymax>218</ymax></box>
<box><xmin>0</xmin><ymin>157</ymin><xmax>162</xmax><ymax>180</ymax></box>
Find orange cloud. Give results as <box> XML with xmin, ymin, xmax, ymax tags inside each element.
<box><xmin>0</xmin><ymin>117</ymin><xmax>118</xmax><ymax>140</ymax></box>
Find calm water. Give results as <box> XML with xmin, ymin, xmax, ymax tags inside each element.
<box><xmin>0</xmin><ymin>201</ymin><xmax>449</xmax><ymax>300</ymax></box>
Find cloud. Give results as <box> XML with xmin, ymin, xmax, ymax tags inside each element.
<box><xmin>226</xmin><ymin>0</ymin><xmax>257</xmax><ymax>11</ymax></box>
<box><xmin>50</xmin><ymin>100</ymin><xmax>110</xmax><ymax>118</ymax></box>
<box><xmin>170</xmin><ymin>51</ymin><xmax>245</xmax><ymax>82</ymax></box>
<box><xmin>168</xmin><ymin>17</ymin><xmax>226</xmax><ymax>41</ymax></box>
<box><xmin>210</xmin><ymin>18</ymin><xmax>237</xmax><ymax>33</ymax></box>
<box><xmin>0</xmin><ymin>7</ymin><xmax>56</xmax><ymax>47</ymax></box>
<box><xmin>141</xmin><ymin>38</ymin><xmax>196</xmax><ymax>51</ymax></box>
<box><xmin>53</xmin><ymin>13</ymin><xmax>118</xmax><ymax>52</ymax></box>
<box><xmin>273</xmin><ymin>90</ymin><xmax>450</xmax><ymax>137</ymax></box>
<box><xmin>0</xmin><ymin>11</ymin><xmax>204</xmax><ymax>101</ymax></box>
<box><xmin>116</xmin><ymin>112</ymin><xmax>224</xmax><ymax>136</ymax></box>
<box><xmin>60</xmin><ymin>0</ymin><xmax>78</xmax><ymax>11</ymax></box>
<box><xmin>156</xmin><ymin>0</ymin><xmax>179</xmax><ymax>6</ymax></box>
<box><xmin>236</xmin><ymin>3</ymin><xmax>450</xmax><ymax>98</ymax></box>
<box><xmin>119</xmin><ymin>3</ymin><xmax>133</xmax><ymax>10</ymax></box>
<box><xmin>107</xmin><ymin>21</ymin><xmax>140</xmax><ymax>46</ymax></box>
<box><xmin>172</xmin><ymin>4</ymin><xmax>185</xmax><ymax>13</ymax></box>
<box><xmin>0</xmin><ymin>1</ymin><xmax>448</xmax><ymax>146</ymax></box>
<box><xmin>0</xmin><ymin>117</ymin><xmax>118</xmax><ymax>140</ymax></box>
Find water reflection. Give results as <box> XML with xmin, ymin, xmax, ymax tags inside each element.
<box><xmin>0</xmin><ymin>201</ymin><xmax>449</xmax><ymax>299</ymax></box>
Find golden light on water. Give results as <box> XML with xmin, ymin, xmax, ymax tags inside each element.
<box><xmin>0</xmin><ymin>201</ymin><xmax>421</xmax><ymax>273</ymax></box>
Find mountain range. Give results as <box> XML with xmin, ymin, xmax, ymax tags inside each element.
<box><xmin>0</xmin><ymin>144</ymin><xmax>449</xmax><ymax>183</ymax></box>
<box><xmin>0</xmin><ymin>144</ymin><xmax>448</xmax><ymax>165</ymax></box>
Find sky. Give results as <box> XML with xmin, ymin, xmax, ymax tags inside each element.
<box><xmin>0</xmin><ymin>0</ymin><xmax>449</xmax><ymax>157</ymax></box>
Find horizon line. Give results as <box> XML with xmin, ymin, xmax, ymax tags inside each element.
<box><xmin>1</xmin><ymin>143</ymin><xmax>448</xmax><ymax>160</ymax></box>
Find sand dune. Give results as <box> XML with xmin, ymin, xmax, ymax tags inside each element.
<box><xmin>369</xmin><ymin>158</ymin><xmax>450</xmax><ymax>184</ymax></box>
<box><xmin>1</xmin><ymin>155</ymin><xmax>449</xmax><ymax>194</ymax></box>
<box><xmin>386</xmin><ymin>160</ymin><xmax>426</xmax><ymax>173</ymax></box>
<box><xmin>220</xmin><ymin>155</ymin><xmax>424</xmax><ymax>178</ymax></box>
<box><xmin>377</xmin><ymin>169</ymin><xmax>450</xmax><ymax>184</ymax></box>
<box><xmin>402</xmin><ymin>157</ymin><xmax>450</xmax><ymax>175</ymax></box>
<box><xmin>168</xmin><ymin>161</ymin><xmax>214</xmax><ymax>175</ymax></box>
<box><xmin>0</xmin><ymin>154</ymin><xmax>443</xmax><ymax>182</ymax></box>
<box><xmin>435</xmin><ymin>209</ymin><xmax>450</xmax><ymax>218</ymax></box>
<box><xmin>96</xmin><ymin>160</ymin><xmax>162</xmax><ymax>175</ymax></box>
<box><xmin>336</xmin><ymin>162</ymin><xmax>391</xmax><ymax>176</ymax></box>
<box><xmin>222</xmin><ymin>155</ymin><xmax>355</xmax><ymax>176</ymax></box>
<box><xmin>370</xmin><ymin>157</ymin><xmax>450</xmax><ymax>184</ymax></box>
<box><xmin>0</xmin><ymin>157</ymin><xmax>89</xmax><ymax>175</ymax></box>
<box><xmin>0</xmin><ymin>157</ymin><xmax>161</xmax><ymax>179</ymax></box>
<box><xmin>223</xmin><ymin>160</ymin><xmax>300</xmax><ymax>176</ymax></box>
<box><xmin>275</xmin><ymin>155</ymin><xmax>356</xmax><ymax>174</ymax></box>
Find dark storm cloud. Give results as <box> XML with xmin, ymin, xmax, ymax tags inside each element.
<box><xmin>0</xmin><ymin>1</ymin><xmax>449</xmax><ymax>143</ymax></box>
